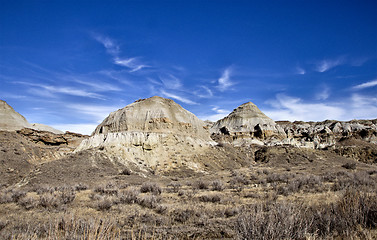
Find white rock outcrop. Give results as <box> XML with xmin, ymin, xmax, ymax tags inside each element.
<box><xmin>76</xmin><ymin>96</ymin><xmax>216</xmax><ymax>172</ymax></box>
<box><xmin>210</xmin><ymin>102</ymin><xmax>286</xmax><ymax>139</ymax></box>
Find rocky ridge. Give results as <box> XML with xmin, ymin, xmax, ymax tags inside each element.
<box><xmin>76</xmin><ymin>96</ymin><xmax>218</xmax><ymax>173</ymax></box>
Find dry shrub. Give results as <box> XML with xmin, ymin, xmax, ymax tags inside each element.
<box><xmin>118</xmin><ymin>187</ymin><xmax>139</xmax><ymax>204</ymax></box>
<box><xmin>39</xmin><ymin>192</ymin><xmax>61</xmax><ymax>209</ymax></box>
<box><xmin>211</xmin><ymin>180</ymin><xmax>225</xmax><ymax>191</ymax></box>
<box><xmin>236</xmin><ymin>202</ymin><xmax>309</xmax><ymax>240</ymax></box>
<box><xmin>0</xmin><ymin>215</ymin><xmax>120</xmax><ymax>239</ymax></box>
<box><xmin>34</xmin><ymin>184</ymin><xmax>55</xmax><ymax>195</ymax></box>
<box><xmin>140</xmin><ymin>182</ymin><xmax>162</xmax><ymax>195</ymax></box>
<box><xmin>74</xmin><ymin>183</ymin><xmax>88</xmax><ymax>191</ymax></box>
<box><xmin>224</xmin><ymin>207</ymin><xmax>239</xmax><ymax>218</ymax></box>
<box><xmin>198</xmin><ymin>194</ymin><xmax>221</xmax><ymax>203</ymax></box>
<box><xmin>236</xmin><ymin>188</ymin><xmax>377</xmax><ymax>239</ymax></box>
<box><xmin>171</xmin><ymin>208</ymin><xmax>197</xmax><ymax>223</ymax></box>
<box><xmin>154</xmin><ymin>204</ymin><xmax>168</xmax><ymax>214</ymax></box>
<box><xmin>266</xmin><ymin>173</ymin><xmax>291</xmax><ymax>184</ymax></box>
<box><xmin>95</xmin><ymin>197</ymin><xmax>114</xmax><ymax>211</ymax></box>
<box><xmin>18</xmin><ymin>195</ymin><xmax>39</xmax><ymax>210</ymax></box>
<box><xmin>137</xmin><ymin>195</ymin><xmax>160</xmax><ymax>209</ymax></box>
<box><xmin>167</xmin><ymin>182</ymin><xmax>181</xmax><ymax>193</ymax></box>
<box><xmin>193</xmin><ymin>179</ymin><xmax>209</xmax><ymax>190</ymax></box>
<box><xmin>0</xmin><ymin>189</ymin><xmax>26</xmax><ymax>204</ymax></box>
<box><xmin>60</xmin><ymin>190</ymin><xmax>76</xmax><ymax>204</ymax></box>
<box><xmin>332</xmin><ymin>171</ymin><xmax>376</xmax><ymax>191</ymax></box>
<box><xmin>342</xmin><ymin>162</ymin><xmax>357</xmax><ymax>170</ymax></box>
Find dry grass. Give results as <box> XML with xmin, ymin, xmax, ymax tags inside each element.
<box><xmin>1</xmin><ymin>166</ymin><xmax>376</xmax><ymax>239</ymax></box>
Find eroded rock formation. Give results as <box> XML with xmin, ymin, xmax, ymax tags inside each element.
<box><xmin>76</xmin><ymin>96</ymin><xmax>218</xmax><ymax>173</ymax></box>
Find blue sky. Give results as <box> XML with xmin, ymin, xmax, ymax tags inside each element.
<box><xmin>1</xmin><ymin>0</ymin><xmax>376</xmax><ymax>134</ymax></box>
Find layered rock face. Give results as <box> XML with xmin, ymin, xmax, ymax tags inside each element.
<box><xmin>210</xmin><ymin>101</ymin><xmax>377</xmax><ymax>150</ymax></box>
<box><xmin>210</xmin><ymin>102</ymin><xmax>286</xmax><ymax>145</ymax></box>
<box><xmin>76</xmin><ymin>96</ymin><xmax>215</xmax><ymax>173</ymax></box>
<box><xmin>275</xmin><ymin>119</ymin><xmax>377</xmax><ymax>149</ymax></box>
<box><xmin>0</xmin><ymin>100</ymin><xmax>63</xmax><ymax>134</ymax></box>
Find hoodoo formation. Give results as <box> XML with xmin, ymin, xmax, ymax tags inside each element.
<box><xmin>210</xmin><ymin>102</ymin><xmax>286</xmax><ymax>146</ymax></box>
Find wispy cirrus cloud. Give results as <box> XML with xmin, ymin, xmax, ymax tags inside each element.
<box><xmin>160</xmin><ymin>90</ymin><xmax>197</xmax><ymax>105</ymax></box>
<box><xmin>15</xmin><ymin>81</ymin><xmax>104</xmax><ymax>99</ymax></box>
<box><xmin>315</xmin><ymin>57</ymin><xmax>345</xmax><ymax>72</ymax></box>
<box><xmin>217</xmin><ymin>67</ymin><xmax>235</xmax><ymax>92</ymax></box>
<box><xmin>264</xmin><ymin>94</ymin><xmax>345</xmax><ymax>121</ymax></box>
<box><xmin>114</xmin><ymin>57</ymin><xmax>149</xmax><ymax>72</ymax></box>
<box><xmin>198</xmin><ymin>106</ymin><xmax>230</xmax><ymax>121</ymax></box>
<box><xmin>93</xmin><ymin>34</ymin><xmax>120</xmax><ymax>56</ymax></box>
<box><xmin>195</xmin><ymin>86</ymin><xmax>214</xmax><ymax>98</ymax></box>
<box><xmin>67</xmin><ymin>104</ymin><xmax>122</xmax><ymax>121</ymax></box>
<box><xmin>352</xmin><ymin>79</ymin><xmax>377</xmax><ymax>90</ymax></box>
<box><xmin>159</xmin><ymin>74</ymin><xmax>183</xmax><ymax>90</ymax></box>
<box><xmin>93</xmin><ymin>34</ymin><xmax>148</xmax><ymax>73</ymax></box>
<box><xmin>295</xmin><ymin>66</ymin><xmax>306</xmax><ymax>75</ymax></box>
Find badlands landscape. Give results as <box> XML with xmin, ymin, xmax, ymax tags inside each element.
<box><xmin>0</xmin><ymin>96</ymin><xmax>377</xmax><ymax>239</ymax></box>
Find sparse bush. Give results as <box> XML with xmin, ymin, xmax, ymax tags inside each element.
<box><xmin>0</xmin><ymin>191</ymin><xmax>13</xmax><ymax>204</ymax></box>
<box><xmin>140</xmin><ymin>182</ymin><xmax>162</xmax><ymax>195</ymax></box>
<box><xmin>0</xmin><ymin>189</ymin><xmax>26</xmax><ymax>203</ymax></box>
<box><xmin>171</xmin><ymin>208</ymin><xmax>196</xmax><ymax>223</ymax></box>
<box><xmin>342</xmin><ymin>162</ymin><xmax>357</xmax><ymax>170</ymax></box>
<box><xmin>211</xmin><ymin>180</ymin><xmax>225</xmax><ymax>191</ymax></box>
<box><xmin>266</xmin><ymin>173</ymin><xmax>290</xmax><ymax>184</ymax></box>
<box><xmin>18</xmin><ymin>195</ymin><xmax>38</xmax><ymax>210</ymax></box>
<box><xmin>155</xmin><ymin>204</ymin><xmax>168</xmax><ymax>214</ymax></box>
<box><xmin>34</xmin><ymin>184</ymin><xmax>55</xmax><ymax>195</ymax></box>
<box><xmin>94</xmin><ymin>183</ymin><xmax>119</xmax><ymax>196</ymax></box>
<box><xmin>39</xmin><ymin>192</ymin><xmax>61</xmax><ymax>209</ymax></box>
<box><xmin>137</xmin><ymin>195</ymin><xmax>160</xmax><ymax>209</ymax></box>
<box><xmin>95</xmin><ymin>197</ymin><xmax>114</xmax><ymax>211</ymax></box>
<box><xmin>0</xmin><ymin>220</ymin><xmax>6</xmax><ymax>231</ymax></box>
<box><xmin>120</xmin><ymin>168</ymin><xmax>131</xmax><ymax>175</ymax></box>
<box><xmin>60</xmin><ymin>190</ymin><xmax>76</xmax><ymax>204</ymax></box>
<box><xmin>193</xmin><ymin>179</ymin><xmax>209</xmax><ymax>190</ymax></box>
<box><xmin>198</xmin><ymin>194</ymin><xmax>221</xmax><ymax>203</ymax></box>
<box><xmin>236</xmin><ymin>188</ymin><xmax>377</xmax><ymax>239</ymax></box>
<box><xmin>167</xmin><ymin>182</ymin><xmax>181</xmax><ymax>193</ymax></box>
<box><xmin>224</xmin><ymin>207</ymin><xmax>239</xmax><ymax>217</ymax></box>
<box><xmin>74</xmin><ymin>183</ymin><xmax>88</xmax><ymax>191</ymax></box>
<box><xmin>118</xmin><ymin>188</ymin><xmax>139</xmax><ymax>204</ymax></box>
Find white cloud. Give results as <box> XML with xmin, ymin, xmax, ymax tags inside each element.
<box><xmin>159</xmin><ymin>74</ymin><xmax>182</xmax><ymax>90</ymax></box>
<box><xmin>352</xmin><ymin>79</ymin><xmax>377</xmax><ymax>90</ymax></box>
<box><xmin>51</xmin><ymin>123</ymin><xmax>98</xmax><ymax>135</ymax></box>
<box><xmin>114</xmin><ymin>57</ymin><xmax>148</xmax><ymax>72</ymax></box>
<box><xmin>19</xmin><ymin>81</ymin><xmax>104</xmax><ymax>99</ymax></box>
<box><xmin>217</xmin><ymin>67</ymin><xmax>235</xmax><ymax>91</ymax></box>
<box><xmin>93</xmin><ymin>34</ymin><xmax>120</xmax><ymax>56</ymax></box>
<box><xmin>198</xmin><ymin>106</ymin><xmax>230</xmax><ymax>122</ymax></box>
<box><xmin>296</xmin><ymin>66</ymin><xmax>306</xmax><ymax>75</ymax></box>
<box><xmin>349</xmin><ymin>94</ymin><xmax>377</xmax><ymax>119</ymax></box>
<box><xmin>316</xmin><ymin>57</ymin><xmax>345</xmax><ymax>72</ymax></box>
<box><xmin>43</xmin><ymin>85</ymin><xmax>104</xmax><ymax>99</ymax></box>
<box><xmin>67</xmin><ymin>104</ymin><xmax>122</xmax><ymax>121</ymax></box>
<box><xmin>74</xmin><ymin>79</ymin><xmax>121</xmax><ymax>92</ymax></box>
<box><xmin>264</xmin><ymin>94</ymin><xmax>345</xmax><ymax>121</ymax></box>
<box><xmin>195</xmin><ymin>86</ymin><xmax>213</xmax><ymax>98</ymax></box>
<box><xmin>160</xmin><ymin>90</ymin><xmax>197</xmax><ymax>105</ymax></box>
<box><xmin>315</xmin><ymin>85</ymin><xmax>330</xmax><ymax>100</ymax></box>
